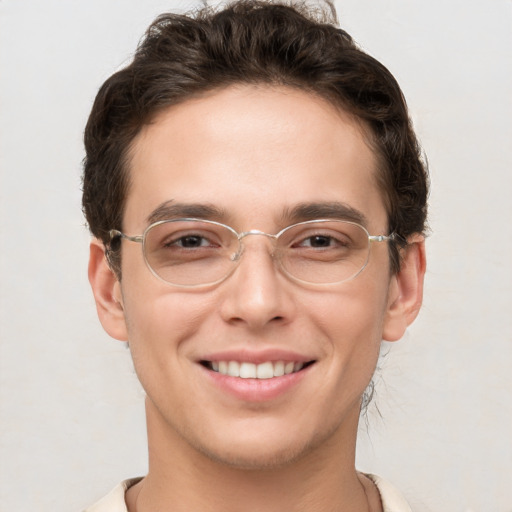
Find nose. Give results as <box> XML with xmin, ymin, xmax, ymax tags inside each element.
<box><xmin>219</xmin><ymin>235</ymin><xmax>296</xmax><ymax>330</ymax></box>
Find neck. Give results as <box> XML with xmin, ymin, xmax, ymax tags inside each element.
<box><xmin>127</xmin><ymin>398</ymin><xmax>380</xmax><ymax>512</ymax></box>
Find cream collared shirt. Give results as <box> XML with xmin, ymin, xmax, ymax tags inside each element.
<box><xmin>84</xmin><ymin>474</ymin><xmax>412</xmax><ymax>512</ymax></box>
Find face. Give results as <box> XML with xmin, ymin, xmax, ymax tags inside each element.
<box><xmin>92</xmin><ymin>85</ymin><xmax>420</xmax><ymax>469</ymax></box>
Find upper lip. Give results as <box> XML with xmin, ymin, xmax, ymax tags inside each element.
<box><xmin>198</xmin><ymin>348</ymin><xmax>316</xmax><ymax>365</ymax></box>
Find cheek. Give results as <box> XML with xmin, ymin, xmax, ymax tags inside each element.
<box><xmin>312</xmin><ymin>280</ymin><xmax>391</xmax><ymax>380</ymax></box>
<box><xmin>119</xmin><ymin>280</ymin><xmax>211</xmax><ymax>378</ymax></box>
<box><xmin>123</xmin><ymin>290</ymin><xmax>206</xmax><ymax>340</ymax></box>
<box><xmin>119</xmin><ymin>290</ymin><xmax>221</xmax><ymax>423</ymax></box>
<box><xmin>315</xmin><ymin>280</ymin><xmax>389</xmax><ymax>342</ymax></box>
<box><xmin>119</xmin><ymin>248</ymin><xmax>210</xmax><ymax>345</ymax></box>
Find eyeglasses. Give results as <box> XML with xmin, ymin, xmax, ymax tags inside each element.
<box><xmin>109</xmin><ymin>218</ymin><xmax>396</xmax><ymax>288</ymax></box>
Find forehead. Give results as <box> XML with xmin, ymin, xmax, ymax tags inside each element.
<box><xmin>124</xmin><ymin>85</ymin><xmax>387</xmax><ymax>231</ymax></box>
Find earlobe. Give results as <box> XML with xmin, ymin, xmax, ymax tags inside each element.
<box><xmin>382</xmin><ymin>236</ymin><xmax>426</xmax><ymax>342</ymax></box>
<box><xmin>88</xmin><ymin>239</ymin><xmax>128</xmax><ymax>341</ymax></box>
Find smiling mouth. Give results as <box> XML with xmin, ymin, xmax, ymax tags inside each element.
<box><xmin>201</xmin><ymin>360</ymin><xmax>315</xmax><ymax>379</ymax></box>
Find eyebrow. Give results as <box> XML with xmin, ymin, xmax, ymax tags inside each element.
<box><xmin>146</xmin><ymin>201</ymin><xmax>226</xmax><ymax>225</ymax></box>
<box><xmin>146</xmin><ymin>200</ymin><xmax>367</xmax><ymax>228</ymax></box>
<box><xmin>282</xmin><ymin>201</ymin><xmax>368</xmax><ymax>226</ymax></box>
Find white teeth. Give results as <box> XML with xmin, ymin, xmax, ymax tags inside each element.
<box><xmin>212</xmin><ymin>360</ymin><xmax>307</xmax><ymax>378</ymax></box>
<box><xmin>227</xmin><ymin>361</ymin><xmax>240</xmax><ymax>377</ymax></box>
<box><xmin>273</xmin><ymin>361</ymin><xmax>285</xmax><ymax>377</ymax></box>
<box><xmin>294</xmin><ymin>362</ymin><xmax>304</xmax><ymax>372</ymax></box>
<box><xmin>240</xmin><ymin>362</ymin><xmax>256</xmax><ymax>378</ymax></box>
<box><xmin>256</xmin><ymin>362</ymin><xmax>274</xmax><ymax>379</ymax></box>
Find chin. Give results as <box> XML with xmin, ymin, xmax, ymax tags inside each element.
<box><xmin>186</xmin><ymin>418</ymin><xmax>341</xmax><ymax>471</ymax></box>
<box><xmin>196</xmin><ymin>440</ymin><xmax>313</xmax><ymax>471</ymax></box>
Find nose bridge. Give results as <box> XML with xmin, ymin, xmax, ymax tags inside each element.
<box><xmin>233</xmin><ymin>230</ymin><xmax>278</xmax><ymax>261</ymax></box>
<box><xmin>238</xmin><ymin>229</ymin><xmax>277</xmax><ymax>242</ymax></box>
<box><xmin>221</xmin><ymin>229</ymin><xmax>293</xmax><ymax>329</ymax></box>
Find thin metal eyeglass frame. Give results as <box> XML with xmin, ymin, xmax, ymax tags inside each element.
<box><xmin>108</xmin><ymin>218</ymin><xmax>397</xmax><ymax>288</ymax></box>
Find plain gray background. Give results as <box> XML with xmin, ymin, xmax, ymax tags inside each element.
<box><xmin>1</xmin><ymin>0</ymin><xmax>511</xmax><ymax>511</ymax></box>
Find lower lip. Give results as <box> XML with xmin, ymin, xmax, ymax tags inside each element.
<box><xmin>200</xmin><ymin>364</ymin><xmax>312</xmax><ymax>402</ymax></box>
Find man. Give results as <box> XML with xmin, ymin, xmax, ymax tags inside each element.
<box><xmin>83</xmin><ymin>1</ymin><xmax>428</xmax><ymax>510</ymax></box>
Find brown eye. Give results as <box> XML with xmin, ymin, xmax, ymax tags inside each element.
<box><xmin>295</xmin><ymin>234</ymin><xmax>350</xmax><ymax>249</ymax></box>
<box><xmin>171</xmin><ymin>235</ymin><xmax>210</xmax><ymax>248</ymax></box>
<box><xmin>305</xmin><ymin>235</ymin><xmax>334</xmax><ymax>248</ymax></box>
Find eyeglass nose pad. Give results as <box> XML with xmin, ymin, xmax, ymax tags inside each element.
<box><xmin>230</xmin><ymin>241</ymin><xmax>245</xmax><ymax>262</ymax></box>
<box><xmin>229</xmin><ymin>232</ymin><xmax>276</xmax><ymax>263</ymax></box>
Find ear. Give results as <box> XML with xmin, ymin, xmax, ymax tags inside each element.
<box><xmin>88</xmin><ymin>238</ymin><xmax>128</xmax><ymax>341</ymax></box>
<box><xmin>382</xmin><ymin>235</ymin><xmax>426</xmax><ymax>342</ymax></box>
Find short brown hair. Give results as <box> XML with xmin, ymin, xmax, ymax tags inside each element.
<box><xmin>82</xmin><ymin>0</ymin><xmax>428</xmax><ymax>274</ymax></box>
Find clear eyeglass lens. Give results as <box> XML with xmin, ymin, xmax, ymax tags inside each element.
<box><xmin>142</xmin><ymin>219</ymin><xmax>371</xmax><ymax>286</ymax></box>
<box><xmin>143</xmin><ymin>220</ymin><xmax>239</xmax><ymax>286</ymax></box>
<box><xmin>277</xmin><ymin>220</ymin><xmax>370</xmax><ymax>284</ymax></box>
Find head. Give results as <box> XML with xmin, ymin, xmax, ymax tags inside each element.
<box><xmin>82</xmin><ymin>0</ymin><xmax>428</xmax><ymax>277</ymax></box>
<box><xmin>84</xmin><ymin>0</ymin><xmax>428</xmax><ymax>470</ymax></box>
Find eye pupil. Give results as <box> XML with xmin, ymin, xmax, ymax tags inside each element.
<box><xmin>181</xmin><ymin>235</ymin><xmax>203</xmax><ymax>247</ymax></box>
<box><xmin>310</xmin><ymin>235</ymin><xmax>331</xmax><ymax>247</ymax></box>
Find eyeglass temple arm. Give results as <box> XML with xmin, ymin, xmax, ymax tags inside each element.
<box><xmin>108</xmin><ymin>229</ymin><xmax>143</xmax><ymax>244</ymax></box>
<box><xmin>368</xmin><ymin>233</ymin><xmax>397</xmax><ymax>243</ymax></box>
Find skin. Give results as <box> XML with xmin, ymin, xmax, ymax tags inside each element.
<box><xmin>89</xmin><ymin>85</ymin><xmax>426</xmax><ymax>512</ymax></box>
